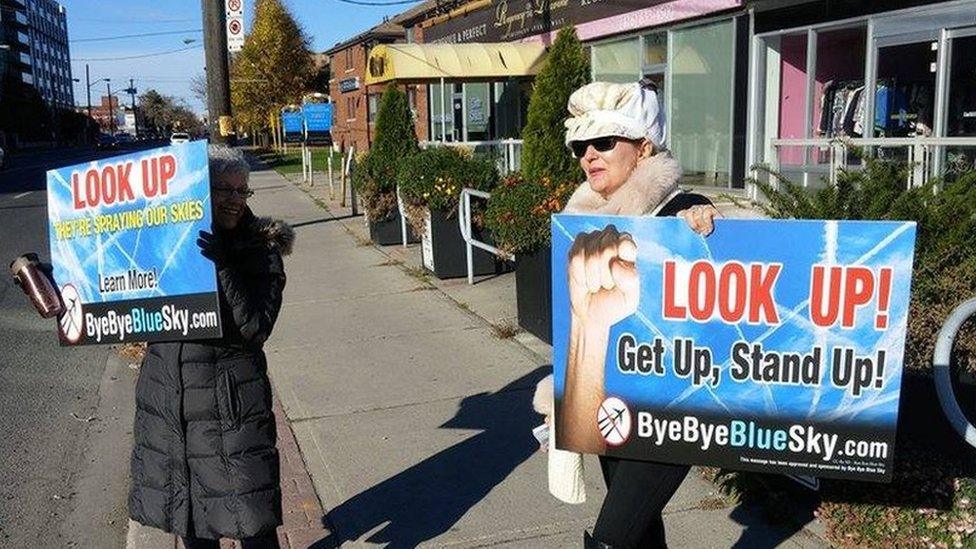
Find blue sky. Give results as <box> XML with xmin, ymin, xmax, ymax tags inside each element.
<box><xmin>65</xmin><ymin>0</ymin><xmax>417</xmax><ymax>114</ymax></box>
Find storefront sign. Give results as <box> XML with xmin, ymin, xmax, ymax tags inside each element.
<box><xmin>339</xmin><ymin>77</ymin><xmax>360</xmax><ymax>93</ymax></box>
<box><xmin>550</xmin><ymin>216</ymin><xmax>916</xmax><ymax>482</ymax></box>
<box><xmin>47</xmin><ymin>142</ymin><xmax>222</xmax><ymax>346</ymax></box>
<box><xmin>424</xmin><ymin>0</ymin><xmax>742</xmax><ymax>44</ymax></box>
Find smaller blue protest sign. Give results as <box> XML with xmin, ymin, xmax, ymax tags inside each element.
<box><xmin>282</xmin><ymin>111</ymin><xmax>304</xmax><ymax>143</ymax></box>
<box><xmin>47</xmin><ymin>142</ymin><xmax>221</xmax><ymax>345</ymax></box>
<box><xmin>551</xmin><ymin>216</ymin><xmax>916</xmax><ymax>482</ymax></box>
<box><xmin>303</xmin><ymin>103</ymin><xmax>333</xmax><ymax>144</ymax></box>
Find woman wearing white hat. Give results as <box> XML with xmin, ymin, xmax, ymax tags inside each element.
<box><xmin>533</xmin><ymin>81</ymin><xmax>720</xmax><ymax>548</ymax></box>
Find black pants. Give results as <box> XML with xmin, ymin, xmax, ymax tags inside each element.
<box><xmin>180</xmin><ymin>533</ymin><xmax>280</xmax><ymax>549</ymax></box>
<box><xmin>591</xmin><ymin>456</ymin><xmax>690</xmax><ymax>549</ymax></box>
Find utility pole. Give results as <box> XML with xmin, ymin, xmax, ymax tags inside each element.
<box><xmin>106</xmin><ymin>81</ymin><xmax>114</xmax><ymax>135</ymax></box>
<box><xmin>202</xmin><ymin>0</ymin><xmax>234</xmax><ymax>145</ymax></box>
<box><xmin>127</xmin><ymin>78</ymin><xmax>138</xmax><ymax>138</ymax></box>
<box><xmin>85</xmin><ymin>64</ymin><xmax>92</xmax><ymax>118</ymax></box>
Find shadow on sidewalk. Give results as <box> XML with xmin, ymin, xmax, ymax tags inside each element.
<box><xmin>316</xmin><ymin>366</ymin><xmax>550</xmax><ymax>548</ymax></box>
<box><xmin>726</xmin><ymin>475</ymin><xmax>819</xmax><ymax>548</ymax></box>
<box><xmin>292</xmin><ymin>214</ymin><xmax>363</xmax><ymax>229</ymax></box>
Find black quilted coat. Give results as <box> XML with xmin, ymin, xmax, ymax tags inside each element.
<box><xmin>128</xmin><ymin>210</ymin><xmax>294</xmax><ymax>540</ymax></box>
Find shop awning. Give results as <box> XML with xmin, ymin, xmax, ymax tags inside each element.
<box><xmin>364</xmin><ymin>43</ymin><xmax>548</xmax><ymax>85</ymax></box>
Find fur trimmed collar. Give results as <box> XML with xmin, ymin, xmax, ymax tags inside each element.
<box><xmin>225</xmin><ymin>208</ymin><xmax>295</xmax><ymax>256</ymax></box>
<box><xmin>251</xmin><ymin>216</ymin><xmax>295</xmax><ymax>256</ymax></box>
<box><xmin>563</xmin><ymin>151</ymin><xmax>682</xmax><ymax>216</ymax></box>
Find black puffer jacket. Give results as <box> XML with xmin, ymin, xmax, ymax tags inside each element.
<box><xmin>128</xmin><ymin>210</ymin><xmax>294</xmax><ymax>540</ymax></box>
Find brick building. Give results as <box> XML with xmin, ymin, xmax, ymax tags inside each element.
<box><xmin>325</xmin><ymin>18</ymin><xmax>429</xmax><ymax>153</ymax></box>
<box><xmin>77</xmin><ymin>95</ymin><xmax>123</xmax><ymax>133</ymax></box>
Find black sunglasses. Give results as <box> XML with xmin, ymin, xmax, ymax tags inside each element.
<box><xmin>212</xmin><ymin>186</ymin><xmax>254</xmax><ymax>199</ymax></box>
<box><xmin>570</xmin><ymin>136</ymin><xmax>621</xmax><ymax>158</ymax></box>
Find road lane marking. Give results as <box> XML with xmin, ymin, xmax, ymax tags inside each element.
<box><xmin>14</xmin><ymin>191</ymin><xmax>32</xmax><ymax>200</ymax></box>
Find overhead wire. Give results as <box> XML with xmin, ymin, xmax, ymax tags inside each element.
<box><xmin>71</xmin><ymin>29</ymin><xmax>202</xmax><ymax>43</ymax></box>
<box><xmin>333</xmin><ymin>0</ymin><xmax>421</xmax><ymax>6</ymax></box>
<box><xmin>73</xmin><ymin>44</ymin><xmax>203</xmax><ymax>62</ymax></box>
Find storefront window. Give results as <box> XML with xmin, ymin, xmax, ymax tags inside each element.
<box><xmin>428</xmin><ymin>81</ymin><xmax>447</xmax><ymax>141</ymax></box>
<box><xmin>642</xmin><ymin>32</ymin><xmax>668</xmax><ymax>109</ymax></box>
<box><xmin>778</xmin><ymin>33</ymin><xmax>808</xmax><ymax>165</ymax></box>
<box><xmin>494</xmin><ymin>80</ymin><xmax>526</xmax><ymax>139</ymax></box>
<box><xmin>876</xmin><ymin>41</ymin><xmax>937</xmax><ymax>138</ymax></box>
<box><xmin>642</xmin><ymin>32</ymin><xmax>667</xmax><ymax>69</ymax></box>
<box><xmin>946</xmin><ymin>35</ymin><xmax>976</xmax><ymax>176</ymax></box>
<box><xmin>813</xmin><ymin>27</ymin><xmax>866</xmax><ymax>139</ymax></box>
<box><xmin>592</xmin><ymin>37</ymin><xmax>640</xmax><ymax>83</ymax></box>
<box><xmin>465</xmin><ymin>82</ymin><xmax>490</xmax><ymax>141</ymax></box>
<box><xmin>367</xmin><ymin>93</ymin><xmax>379</xmax><ymax>124</ymax></box>
<box><xmin>670</xmin><ymin>19</ymin><xmax>734</xmax><ymax>187</ymax></box>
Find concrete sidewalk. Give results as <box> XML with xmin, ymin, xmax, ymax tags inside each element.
<box><xmin>240</xmin><ymin>163</ymin><xmax>829</xmax><ymax>549</ymax></box>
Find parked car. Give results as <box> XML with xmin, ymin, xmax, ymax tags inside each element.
<box><xmin>115</xmin><ymin>133</ymin><xmax>135</xmax><ymax>148</ymax></box>
<box><xmin>170</xmin><ymin>132</ymin><xmax>190</xmax><ymax>145</ymax></box>
<box><xmin>96</xmin><ymin>134</ymin><xmax>117</xmax><ymax>150</ymax></box>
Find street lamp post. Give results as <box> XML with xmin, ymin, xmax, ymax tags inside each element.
<box><xmin>106</xmin><ymin>81</ymin><xmax>114</xmax><ymax>135</ymax></box>
<box><xmin>85</xmin><ymin>65</ymin><xmax>110</xmax><ymax>122</ymax></box>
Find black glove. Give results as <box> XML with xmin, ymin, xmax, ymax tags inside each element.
<box><xmin>197</xmin><ymin>231</ymin><xmax>229</xmax><ymax>265</ymax></box>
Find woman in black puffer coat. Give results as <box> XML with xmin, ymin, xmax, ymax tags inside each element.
<box><xmin>128</xmin><ymin>146</ymin><xmax>294</xmax><ymax>549</ymax></box>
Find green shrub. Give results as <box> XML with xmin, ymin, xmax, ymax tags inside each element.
<box><xmin>352</xmin><ymin>86</ymin><xmax>418</xmax><ymax>220</ymax></box>
<box><xmin>521</xmin><ymin>26</ymin><xmax>589</xmax><ymax>185</ymax></box>
<box><xmin>397</xmin><ymin>146</ymin><xmax>498</xmax><ymax>213</ymax></box>
<box><xmin>484</xmin><ymin>172</ymin><xmax>576</xmax><ymax>254</ymax></box>
<box><xmin>725</xmin><ymin>160</ymin><xmax>976</xmax><ymax>547</ymax></box>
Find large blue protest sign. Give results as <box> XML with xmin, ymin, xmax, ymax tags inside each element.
<box><xmin>551</xmin><ymin>216</ymin><xmax>916</xmax><ymax>482</ymax></box>
<box><xmin>282</xmin><ymin>111</ymin><xmax>304</xmax><ymax>143</ymax></box>
<box><xmin>47</xmin><ymin>142</ymin><xmax>221</xmax><ymax>345</ymax></box>
<box><xmin>302</xmin><ymin>102</ymin><xmax>333</xmax><ymax>144</ymax></box>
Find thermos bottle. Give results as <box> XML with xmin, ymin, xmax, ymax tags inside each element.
<box><xmin>9</xmin><ymin>253</ymin><xmax>64</xmax><ymax>319</ymax></box>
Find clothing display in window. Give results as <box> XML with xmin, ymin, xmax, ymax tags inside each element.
<box><xmin>875</xmin><ymin>80</ymin><xmax>931</xmax><ymax>137</ymax></box>
<box><xmin>817</xmin><ymin>81</ymin><xmax>867</xmax><ymax>137</ymax></box>
<box><xmin>817</xmin><ymin>79</ymin><xmax>934</xmax><ymax>138</ymax></box>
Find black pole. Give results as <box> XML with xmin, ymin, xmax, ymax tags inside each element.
<box><xmin>129</xmin><ymin>78</ymin><xmax>138</xmax><ymax>138</ymax></box>
<box><xmin>202</xmin><ymin>0</ymin><xmax>234</xmax><ymax>145</ymax></box>
<box><xmin>107</xmin><ymin>81</ymin><xmax>114</xmax><ymax>135</ymax></box>
<box><xmin>85</xmin><ymin>64</ymin><xmax>92</xmax><ymax>119</ymax></box>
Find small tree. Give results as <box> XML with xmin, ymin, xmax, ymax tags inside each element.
<box><xmin>231</xmin><ymin>0</ymin><xmax>313</xmax><ymax>132</ymax></box>
<box><xmin>521</xmin><ymin>26</ymin><xmax>590</xmax><ymax>184</ymax></box>
<box><xmin>352</xmin><ymin>86</ymin><xmax>418</xmax><ymax>221</ymax></box>
<box><xmin>371</xmin><ymin>86</ymin><xmax>419</xmax><ymax>169</ymax></box>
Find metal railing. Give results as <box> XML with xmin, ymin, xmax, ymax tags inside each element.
<box><xmin>758</xmin><ymin>137</ymin><xmax>976</xmax><ymax>199</ymax></box>
<box><xmin>458</xmin><ymin>188</ymin><xmax>512</xmax><ymax>285</ymax></box>
<box><xmin>420</xmin><ymin>139</ymin><xmax>523</xmax><ymax>175</ymax></box>
<box><xmin>933</xmin><ymin>298</ymin><xmax>976</xmax><ymax>449</ymax></box>
<box><xmin>396</xmin><ymin>185</ymin><xmax>411</xmax><ymax>248</ymax></box>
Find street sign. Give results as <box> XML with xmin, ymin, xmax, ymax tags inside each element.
<box><xmin>303</xmin><ymin>103</ymin><xmax>333</xmax><ymax>144</ymax></box>
<box><xmin>282</xmin><ymin>111</ymin><xmax>304</xmax><ymax>143</ymax></box>
<box><xmin>226</xmin><ymin>0</ymin><xmax>244</xmax><ymax>53</ymax></box>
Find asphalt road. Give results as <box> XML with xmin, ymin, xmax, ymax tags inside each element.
<box><xmin>0</xmin><ymin>144</ymin><xmax>163</xmax><ymax>547</ymax></box>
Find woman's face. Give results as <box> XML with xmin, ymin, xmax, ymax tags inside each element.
<box><xmin>211</xmin><ymin>172</ymin><xmax>249</xmax><ymax>230</ymax></box>
<box><xmin>578</xmin><ymin>137</ymin><xmax>652</xmax><ymax>197</ymax></box>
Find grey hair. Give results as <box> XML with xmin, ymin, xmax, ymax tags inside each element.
<box><xmin>208</xmin><ymin>145</ymin><xmax>250</xmax><ymax>182</ymax></box>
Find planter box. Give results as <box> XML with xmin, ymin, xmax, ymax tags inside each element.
<box><xmin>515</xmin><ymin>245</ymin><xmax>552</xmax><ymax>344</ymax></box>
<box><xmin>420</xmin><ymin>208</ymin><xmax>506</xmax><ymax>279</ymax></box>
<box><xmin>897</xmin><ymin>369</ymin><xmax>976</xmax><ymax>459</ymax></box>
<box><xmin>368</xmin><ymin>208</ymin><xmax>417</xmax><ymax>246</ymax></box>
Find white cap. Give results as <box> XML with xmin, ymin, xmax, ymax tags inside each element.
<box><xmin>564</xmin><ymin>82</ymin><xmax>666</xmax><ymax>149</ymax></box>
